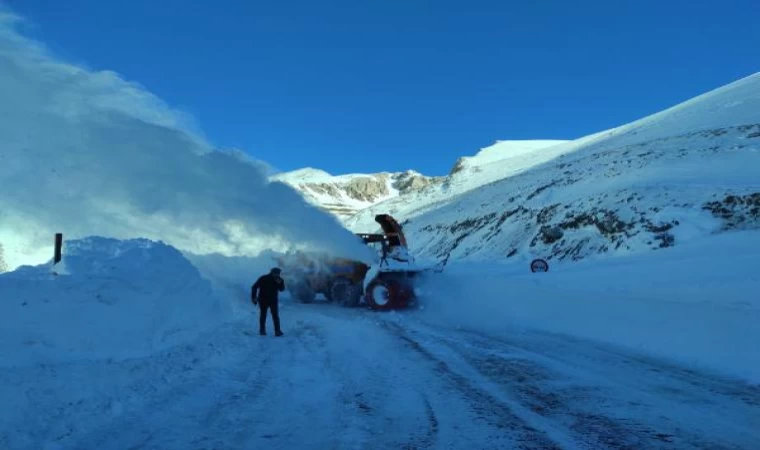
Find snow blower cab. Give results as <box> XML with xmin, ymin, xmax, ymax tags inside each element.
<box><xmin>274</xmin><ymin>250</ymin><xmax>369</xmax><ymax>306</ymax></box>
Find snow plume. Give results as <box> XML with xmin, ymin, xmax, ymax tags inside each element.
<box><xmin>0</xmin><ymin>11</ymin><xmax>374</xmax><ymax>270</ymax></box>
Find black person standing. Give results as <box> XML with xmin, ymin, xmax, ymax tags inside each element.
<box><xmin>251</xmin><ymin>267</ymin><xmax>285</xmax><ymax>336</ymax></box>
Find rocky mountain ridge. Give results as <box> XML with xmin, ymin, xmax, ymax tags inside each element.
<box><xmin>273</xmin><ymin>140</ymin><xmax>569</xmax><ymax>222</ymax></box>
<box><xmin>338</xmin><ymin>74</ymin><xmax>760</xmax><ymax>268</ymax></box>
<box><xmin>342</xmin><ymin>73</ymin><xmax>760</xmax><ymax>263</ymax></box>
<box><xmin>275</xmin><ymin>74</ymin><xmax>759</xmax><ymax>265</ymax></box>
<box><xmin>271</xmin><ymin>167</ymin><xmax>445</xmax><ymax>220</ymax></box>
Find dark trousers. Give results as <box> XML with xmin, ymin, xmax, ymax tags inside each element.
<box><xmin>259</xmin><ymin>300</ymin><xmax>281</xmax><ymax>333</ymax></box>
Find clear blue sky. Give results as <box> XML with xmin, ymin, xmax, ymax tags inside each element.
<box><xmin>6</xmin><ymin>0</ymin><xmax>759</xmax><ymax>176</ymax></box>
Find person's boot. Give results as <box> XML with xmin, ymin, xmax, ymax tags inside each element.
<box><xmin>260</xmin><ymin>329</ymin><xmax>266</xmax><ymax>336</ymax></box>
<box><xmin>275</xmin><ymin>330</ymin><xmax>284</xmax><ymax>337</ymax></box>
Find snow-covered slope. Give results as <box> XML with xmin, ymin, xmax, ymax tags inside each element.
<box><xmin>347</xmin><ymin>73</ymin><xmax>760</xmax><ymax>263</ymax></box>
<box><xmin>276</xmin><ymin>140</ymin><xmax>570</xmax><ymax>224</ymax></box>
<box><xmin>448</xmin><ymin>139</ymin><xmax>569</xmax><ymax>187</ymax></box>
<box><xmin>272</xmin><ymin>168</ymin><xmax>441</xmax><ymax>220</ymax></box>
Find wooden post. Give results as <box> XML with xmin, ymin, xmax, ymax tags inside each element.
<box><xmin>54</xmin><ymin>233</ymin><xmax>63</xmax><ymax>264</ymax></box>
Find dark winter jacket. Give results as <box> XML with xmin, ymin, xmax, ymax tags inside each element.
<box><xmin>252</xmin><ymin>273</ymin><xmax>285</xmax><ymax>304</ymax></box>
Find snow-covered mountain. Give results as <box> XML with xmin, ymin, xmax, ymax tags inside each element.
<box><xmin>274</xmin><ymin>140</ymin><xmax>571</xmax><ymax>224</ymax></box>
<box><xmin>345</xmin><ymin>73</ymin><xmax>760</xmax><ymax>264</ymax></box>
<box><xmin>271</xmin><ymin>168</ymin><xmax>443</xmax><ymax>220</ymax></box>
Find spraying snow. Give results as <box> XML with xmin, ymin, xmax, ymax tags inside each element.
<box><xmin>0</xmin><ymin>12</ymin><xmax>374</xmax><ymax>271</ymax></box>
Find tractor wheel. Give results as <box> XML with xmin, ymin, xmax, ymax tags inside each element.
<box><xmin>289</xmin><ymin>282</ymin><xmax>315</xmax><ymax>304</ymax></box>
<box><xmin>331</xmin><ymin>278</ymin><xmax>362</xmax><ymax>307</ymax></box>
<box><xmin>365</xmin><ymin>277</ymin><xmax>414</xmax><ymax>311</ymax></box>
<box><xmin>322</xmin><ymin>280</ymin><xmax>335</xmax><ymax>302</ymax></box>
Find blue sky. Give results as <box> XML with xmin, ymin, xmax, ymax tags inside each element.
<box><xmin>6</xmin><ymin>0</ymin><xmax>759</xmax><ymax>176</ymax></box>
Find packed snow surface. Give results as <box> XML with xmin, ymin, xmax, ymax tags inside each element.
<box><xmin>418</xmin><ymin>229</ymin><xmax>760</xmax><ymax>383</ymax></box>
<box><xmin>1</xmin><ymin>234</ymin><xmax>758</xmax><ymax>449</ymax></box>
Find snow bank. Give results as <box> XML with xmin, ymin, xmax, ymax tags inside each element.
<box><xmin>0</xmin><ymin>236</ymin><xmax>230</xmax><ymax>366</ymax></box>
<box><xmin>0</xmin><ymin>11</ymin><xmax>374</xmax><ymax>271</ymax></box>
<box><xmin>418</xmin><ymin>230</ymin><xmax>760</xmax><ymax>384</ymax></box>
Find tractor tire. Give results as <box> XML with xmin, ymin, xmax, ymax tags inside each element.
<box><xmin>330</xmin><ymin>278</ymin><xmax>362</xmax><ymax>307</ymax></box>
<box><xmin>323</xmin><ymin>281</ymin><xmax>334</xmax><ymax>302</ymax></box>
<box><xmin>365</xmin><ymin>277</ymin><xmax>414</xmax><ymax>311</ymax></box>
<box><xmin>289</xmin><ymin>282</ymin><xmax>315</xmax><ymax>304</ymax></box>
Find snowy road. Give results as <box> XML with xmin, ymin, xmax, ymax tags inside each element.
<box><xmin>2</xmin><ymin>303</ymin><xmax>758</xmax><ymax>450</ymax></box>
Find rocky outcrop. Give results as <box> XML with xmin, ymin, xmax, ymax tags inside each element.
<box><xmin>393</xmin><ymin>171</ymin><xmax>438</xmax><ymax>192</ymax></box>
<box><xmin>449</xmin><ymin>157</ymin><xmax>467</xmax><ymax>175</ymax></box>
<box><xmin>306</xmin><ymin>183</ymin><xmax>343</xmax><ymax>199</ymax></box>
<box><xmin>702</xmin><ymin>193</ymin><xmax>760</xmax><ymax>230</ymax></box>
<box><xmin>276</xmin><ymin>170</ymin><xmax>440</xmax><ymax>221</ymax></box>
<box><xmin>344</xmin><ymin>176</ymin><xmax>390</xmax><ymax>202</ymax></box>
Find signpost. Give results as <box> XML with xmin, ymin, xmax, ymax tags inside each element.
<box><xmin>52</xmin><ymin>233</ymin><xmax>64</xmax><ymax>276</ymax></box>
<box><xmin>530</xmin><ymin>258</ymin><xmax>549</xmax><ymax>273</ymax></box>
<box><xmin>54</xmin><ymin>233</ymin><xmax>63</xmax><ymax>264</ymax></box>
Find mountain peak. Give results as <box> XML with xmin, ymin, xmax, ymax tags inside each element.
<box><xmin>272</xmin><ymin>168</ymin><xmax>442</xmax><ymax>220</ymax></box>
<box><xmin>272</xmin><ymin>167</ymin><xmax>333</xmax><ymax>183</ymax></box>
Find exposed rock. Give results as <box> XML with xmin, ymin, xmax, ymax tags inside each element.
<box><xmin>536</xmin><ymin>204</ymin><xmax>560</xmax><ymax>225</ymax></box>
<box><xmin>345</xmin><ymin>176</ymin><xmax>390</xmax><ymax>202</ymax></box>
<box><xmin>392</xmin><ymin>171</ymin><xmax>439</xmax><ymax>193</ymax></box>
<box><xmin>526</xmin><ymin>181</ymin><xmax>559</xmax><ymax>200</ymax></box>
<box><xmin>540</xmin><ymin>226</ymin><xmax>564</xmax><ymax>244</ymax></box>
<box><xmin>654</xmin><ymin>232</ymin><xmax>675</xmax><ymax>248</ymax></box>
<box><xmin>277</xmin><ymin>169</ymin><xmax>439</xmax><ymax>221</ymax></box>
<box><xmin>702</xmin><ymin>193</ymin><xmax>760</xmax><ymax>230</ymax></box>
<box><xmin>596</xmin><ymin>214</ymin><xmax>628</xmax><ymax>235</ymax></box>
<box><xmin>308</xmin><ymin>183</ymin><xmax>343</xmax><ymax>198</ymax></box>
<box><xmin>449</xmin><ymin>157</ymin><xmax>467</xmax><ymax>175</ymax></box>
<box><xmin>449</xmin><ymin>213</ymin><xmax>497</xmax><ymax>234</ymax></box>
<box><xmin>645</xmin><ymin>222</ymin><xmax>675</xmax><ymax>233</ymax></box>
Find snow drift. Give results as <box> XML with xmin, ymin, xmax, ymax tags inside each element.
<box><xmin>0</xmin><ymin>11</ymin><xmax>374</xmax><ymax>271</ymax></box>
<box><xmin>417</xmin><ymin>230</ymin><xmax>760</xmax><ymax>384</ymax></box>
<box><xmin>0</xmin><ymin>236</ymin><xmax>230</xmax><ymax>366</ymax></box>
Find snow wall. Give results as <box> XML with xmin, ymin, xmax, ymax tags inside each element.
<box><xmin>0</xmin><ymin>237</ymin><xmax>244</xmax><ymax>367</ymax></box>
